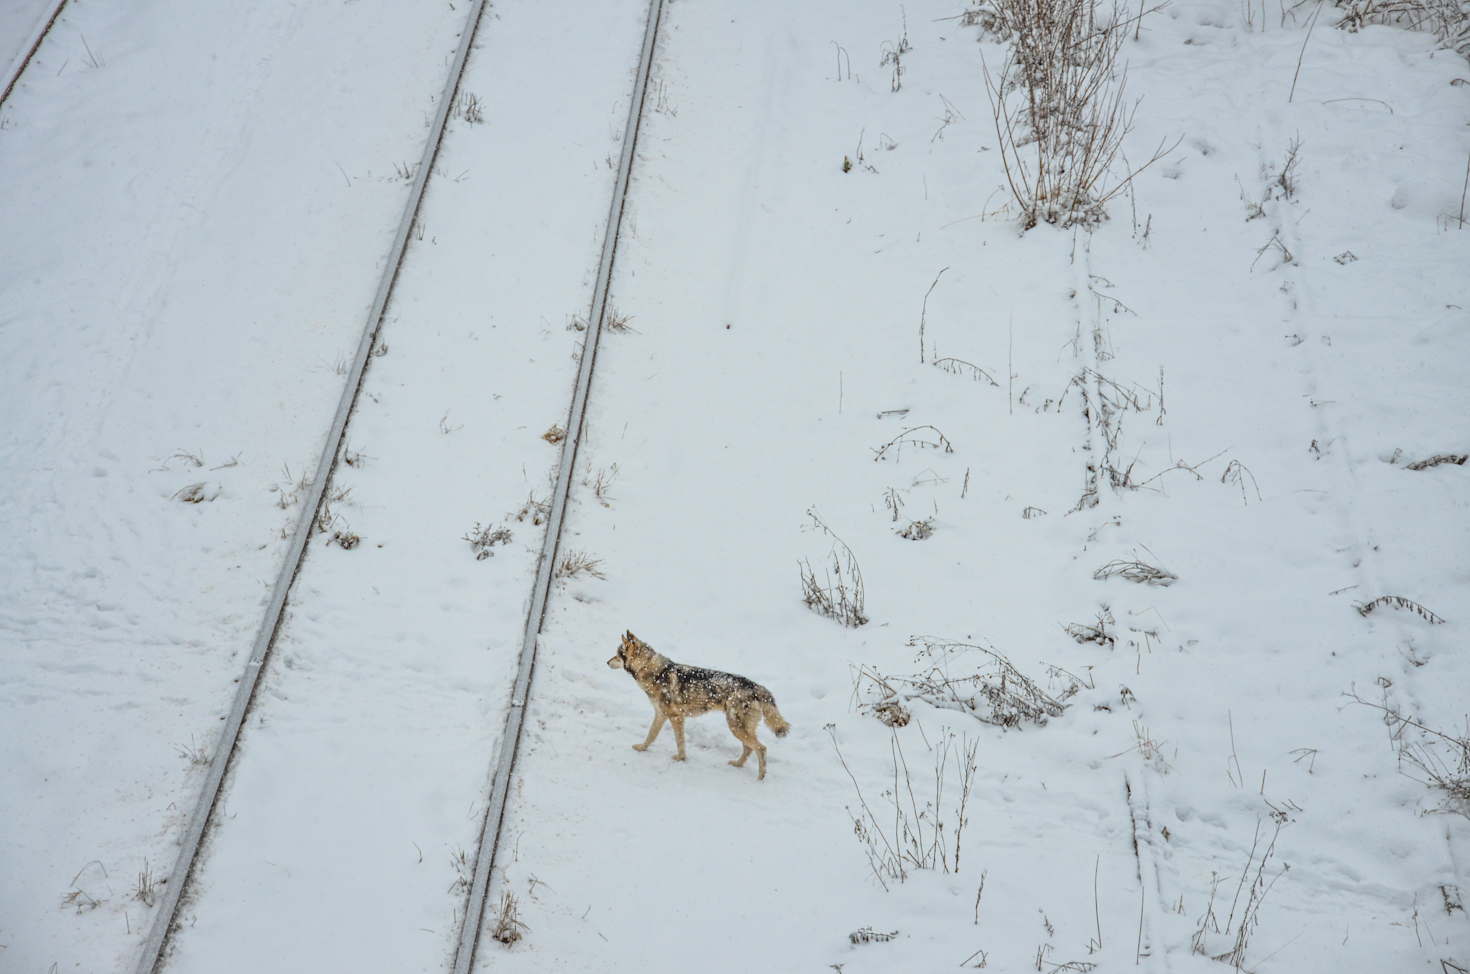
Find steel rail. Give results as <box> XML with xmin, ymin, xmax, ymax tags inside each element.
<box><xmin>0</xmin><ymin>0</ymin><xmax>70</xmax><ymax>110</ymax></box>
<box><xmin>450</xmin><ymin>0</ymin><xmax>667</xmax><ymax>969</ymax></box>
<box><xmin>133</xmin><ymin>2</ymin><xmax>492</xmax><ymax>971</ymax></box>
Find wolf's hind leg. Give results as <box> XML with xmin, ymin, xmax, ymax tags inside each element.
<box><xmin>727</xmin><ymin>708</ymin><xmax>754</xmax><ymax>767</ymax></box>
<box><xmin>728</xmin><ymin>710</ymin><xmax>767</xmax><ymax>779</ymax></box>
<box><xmin>633</xmin><ymin>710</ymin><xmax>666</xmax><ymax>752</ymax></box>
<box><xmin>670</xmin><ymin>716</ymin><xmax>687</xmax><ymax>761</ymax></box>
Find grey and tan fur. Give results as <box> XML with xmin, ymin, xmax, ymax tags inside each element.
<box><xmin>607</xmin><ymin>631</ymin><xmax>790</xmax><ymax>780</ymax></box>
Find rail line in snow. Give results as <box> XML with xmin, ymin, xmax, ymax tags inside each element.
<box><xmin>450</xmin><ymin>0</ymin><xmax>667</xmax><ymax>968</ymax></box>
<box><xmin>133</xmin><ymin>2</ymin><xmax>494</xmax><ymax>971</ymax></box>
<box><xmin>0</xmin><ymin>0</ymin><xmax>70</xmax><ymax>110</ymax></box>
<box><xmin>133</xmin><ymin>0</ymin><xmax>667</xmax><ymax>970</ymax></box>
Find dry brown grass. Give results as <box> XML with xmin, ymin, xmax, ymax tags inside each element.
<box><xmin>556</xmin><ymin>549</ymin><xmax>605</xmax><ymax>580</ymax></box>
<box><xmin>800</xmin><ymin>509</ymin><xmax>867</xmax><ymax>627</ymax></box>
<box><xmin>982</xmin><ymin>0</ymin><xmax>1176</xmax><ymax>228</ymax></box>
<box><xmin>1336</xmin><ymin>0</ymin><xmax>1470</xmax><ymax>54</ymax></box>
<box><xmin>1353</xmin><ymin>595</ymin><xmax>1445</xmax><ymax>624</ymax></box>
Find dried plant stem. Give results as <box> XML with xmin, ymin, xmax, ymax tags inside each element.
<box><xmin>919</xmin><ymin>267</ymin><xmax>949</xmax><ymax>363</ymax></box>
<box><xmin>1288</xmin><ymin>0</ymin><xmax>1326</xmax><ymax>103</ymax></box>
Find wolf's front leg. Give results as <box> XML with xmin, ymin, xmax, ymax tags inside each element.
<box><xmin>669</xmin><ymin>716</ymin><xmax>687</xmax><ymax>761</ymax></box>
<box><xmin>633</xmin><ymin>710</ymin><xmax>666</xmax><ymax>751</ymax></box>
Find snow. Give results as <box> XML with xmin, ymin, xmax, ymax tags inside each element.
<box><xmin>2</xmin><ymin>0</ymin><xmax>1468</xmax><ymax>972</ymax></box>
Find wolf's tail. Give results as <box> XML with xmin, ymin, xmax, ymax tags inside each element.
<box><xmin>759</xmin><ymin>692</ymin><xmax>791</xmax><ymax>738</ymax></box>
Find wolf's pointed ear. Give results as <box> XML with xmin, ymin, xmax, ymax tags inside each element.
<box><xmin>625</xmin><ymin>630</ymin><xmax>635</xmax><ymax>641</ymax></box>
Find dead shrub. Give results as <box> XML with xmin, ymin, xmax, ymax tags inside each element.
<box><xmin>828</xmin><ymin>724</ymin><xmax>980</xmax><ymax>889</ymax></box>
<box><xmin>1065</xmin><ymin>606</ymin><xmax>1115</xmax><ymax>646</ymax></box>
<box><xmin>800</xmin><ymin>509</ymin><xmax>868</xmax><ymax>627</ymax></box>
<box><xmin>900</xmin><ymin>518</ymin><xmax>934</xmax><ymax>540</ymax></box>
<box><xmin>982</xmin><ymin>0</ymin><xmax>1176</xmax><ymax>228</ymax></box>
<box><xmin>1349</xmin><ymin>687</ymin><xmax>1470</xmax><ymax>816</ymax></box>
<box><xmin>1191</xmin><ymin>821</ymin><xmax>1288</xmax><ymax>969</ymax></box>
<box><xmin>852</xmin><ymin>637</ymin><xmax>1071</xmax><ymax>729</ymax></box>
<box><xmin>1336</xmin><ymin>0</ymin><xmax>1470</xmax><ymax>55</ymax></box>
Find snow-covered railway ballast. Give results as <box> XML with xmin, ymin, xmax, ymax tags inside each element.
<box><xmin>131</xmin><ymin>2</ymin><xmax>667</xmax><ymax>973</ymax></box>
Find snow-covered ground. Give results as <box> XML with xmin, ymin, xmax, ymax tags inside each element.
<box><xmin>3</xmin><ymin>0</ymin><xmax>1468</xmax><ymax>972</ymax></box>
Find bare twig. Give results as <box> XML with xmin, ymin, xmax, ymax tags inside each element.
<box><xmin>933</xmin><ymin>357</ymin><xmax>1001</xmax><ymax>386</ymax></box>
<box><xmin>873</xmin><ymin>425</ymin><xmax>955</xmax><ymax>461</ymax></box>
<box><xmin>1289</xmin><ymin>0</ymin><xmax>1327</xmax><ymax>102</ymax></box>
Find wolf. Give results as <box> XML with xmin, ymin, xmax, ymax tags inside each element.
<box><xmin>607</xmin><ymin>631</ymin><xmax>790</xmax><ymax>780</ymax></box>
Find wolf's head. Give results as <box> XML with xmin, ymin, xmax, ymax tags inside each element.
<box><xmin>607</xmin><ymin>630</ymin><xmax>642</xmax><ymax>671</ymax></box>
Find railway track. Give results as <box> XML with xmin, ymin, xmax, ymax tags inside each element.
<box><xmin>0</xmin><ymin>0</ymin><xmax>68</xmax><ymax>110</ymax></box>
<box><xmin>128</xmin><ymin>0</ymin><xmax>666</xmax><ymax>970</ymax></box>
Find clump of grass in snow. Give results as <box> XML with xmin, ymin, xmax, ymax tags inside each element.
<box><xmin>556</xmin><ymin>549</ymin><xmax>605</xmax><ymax>580</ymax></box>
<box><xmin>173</xmin><ymin>736</ymin><xmax>210</xmax><ymax>765</ymax></box>
<box><xmin>879</xmin><ymin>8</ymin><xmax>911</xmax><ymax>92</ymax></box>
<box><xmin>1191</xmin><ymin>822</ymin><xmax>1288</xmax><ymax>969</ymax></box>
<box><xmin>850</xmin><ymin>927</ymin><xmax>900</xmax><ymax>944</ymax></box>
<box><xmin>799</xmin><ymin>509</ymin><xmax>867</xmax><ymax>627</ymax></box>
<box><xmin>899</xmin><ymin>518</ymin><xmax>934</xmax><ymax>540</ymax></box>
<box><xmin>452</xmin><ymin>91</ymin><xmax>485</xmax><ymax>125</ymax></box>
<box><xmin>268</xmin><ymin>463</ymin><xmax>311</xmax><ymax>509</ymax></box>
<box><xmin>62</xmin><ymin>861</ymin><xmax>108</xmax><ymax>914</ymax></box>
<box><xmin>583</xmin><ymin>464</ymin><xmax>618</xmax><ymax>506</ymax></box>
<box><xmin>131</xmin><ymin>860</ymin><xmax>163</xmax><ymax>908</ymax></box>
<box><xmin>448</xmin><ymin>845</ymin><xmax>472</xmax><ymax>894</ymax></box>
<box><xmin>849</xmin><ymin>664</ymin><xmax>912</xmax><ymax>727</ymax></box>
<box><xmin>464</xmin><ymin>523</ymin><xmax>513</xmax><ymax>560</ymax></box>
<box><xmin>542</xmin><ymin>424</ymin><xmax>566</xmax><ymax>444</ymax></box>
<box><xmin>491</xmin><ymin>890</ymin><xmax>528</xmax><ymax>945</ymax></box>
<box><xmin>507</xmin><ymin>490</ymin><xmax>550</xmax><ymax>526</ymax></box>
<box><xmin>173</xmin><ymin>482</ymin><xmax>211</xmax><ymax>504</ymax></box>
<box><xmin>1065</xmin><ymin>606</ymin><xmax>1116</xmax><ymax>647</ymax></box>
<box><xmin>604</xmin><ymin>307</ymin><xmax>637</xmax><ymax>333</ymax></box>
<box><xmin>1093</xmin><ymin>553</ymin><xmax>1176</xmax><ymax>586</ymax></box>
<box><xmin>315</xmin><ymin>494</ymin><xmax>360</xmax><ymax>550</ymax></box>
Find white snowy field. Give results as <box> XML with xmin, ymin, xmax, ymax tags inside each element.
<box><xmin>0</xmin><ymin>0</ymin><xmax>467</xmax><ymax>969</ymax></box>
<box><xmin>495</xmin><ymin>0</ymin><xmax>1470</xmax><ymax>971</ymax></box>
<box><xmin>1</xmin><ymin>0</ymin><xmax>1468</xmax><ymax>972</ymax></box>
